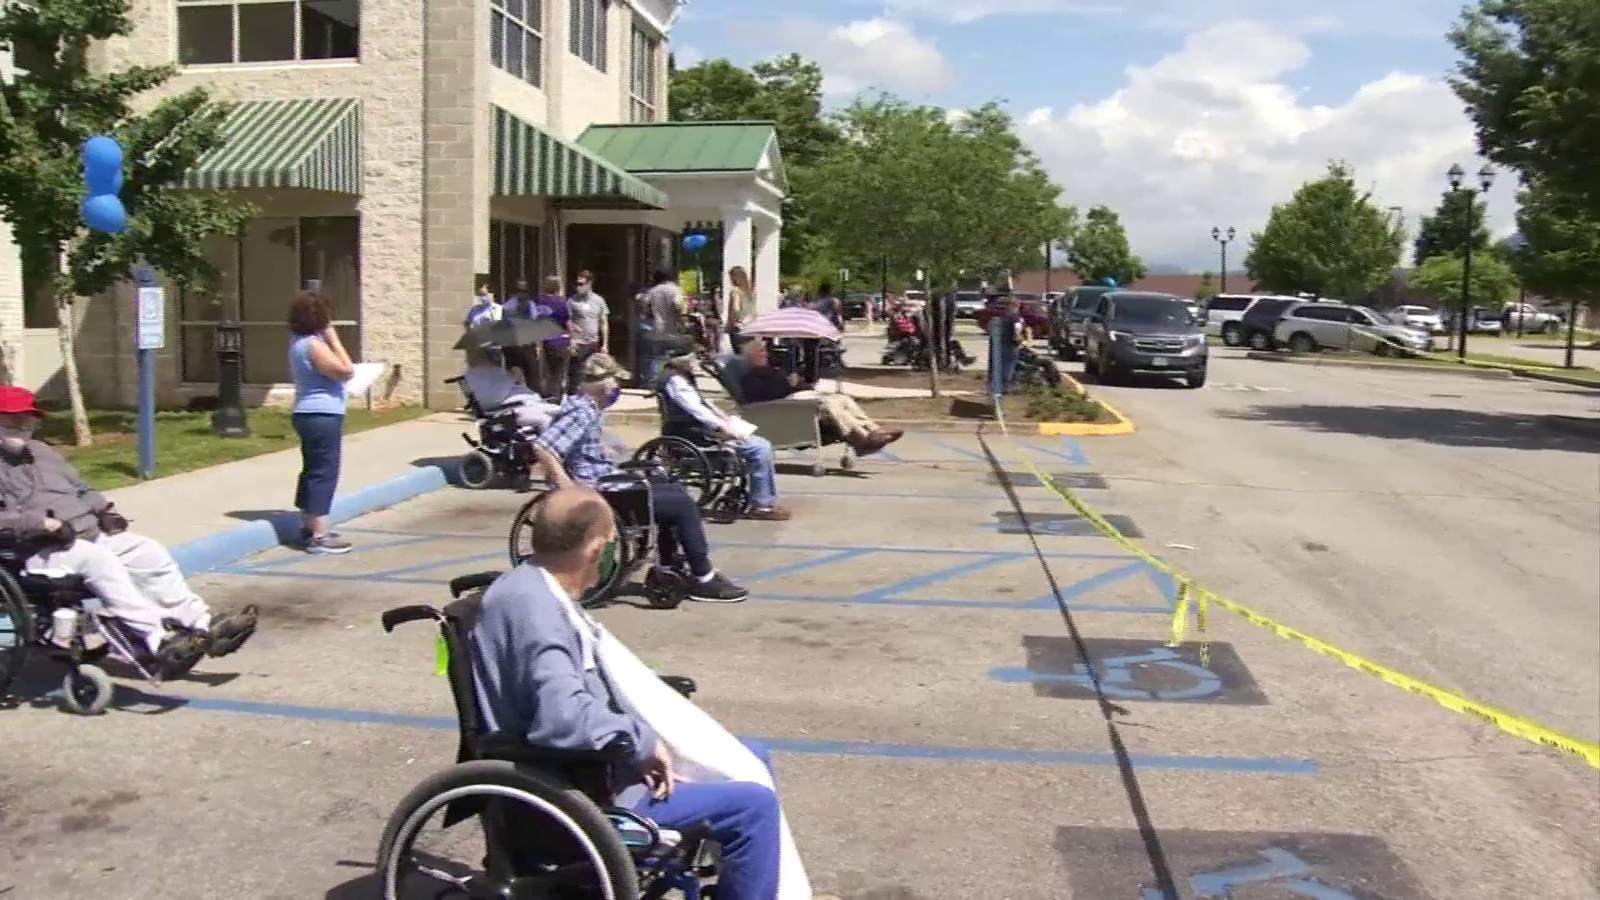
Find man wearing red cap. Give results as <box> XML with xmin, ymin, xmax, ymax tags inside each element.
<box><xmin>0</xmin><ymin>386</ymin><xmax>256</xmax><ymax>673</ymax></box>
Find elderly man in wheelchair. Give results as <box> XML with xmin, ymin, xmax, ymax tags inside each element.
<box><xmin>378</xmin><ymin>486</ymin><xmax>823</xmax><ymax>899</ymax></box>
<box><xmin>451</xmin><ymin>346</ymin><xmax>564</xmax><ymax>490</ymax></box>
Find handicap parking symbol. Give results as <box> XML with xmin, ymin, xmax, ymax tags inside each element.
<box><xmin>1141</xmin><ymin>846</ymin><xmax>1356</xmax><ymax>899</ymax></box>
<box><xmin>1048</xmin><ymin>646</ymin><xmax>1222</xmax><ymax>701</ymax></box>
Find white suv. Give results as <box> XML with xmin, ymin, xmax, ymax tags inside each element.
<box><xmin>1388</xmin><ymin>305</ymin><xmax>1445</xmax><ymax>334</ymax></box>
<box><xmin>1501</xmin><ymin>303</ymin><xmax>1562</xmax><ymax>334</ymax></box>
<box><xmin>1205</xmin><ymin>294</ymin><xmax>1299</xmax><ymax>346</ymax></box>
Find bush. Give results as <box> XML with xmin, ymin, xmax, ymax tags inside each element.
<box><xmin>1014</xmin><ymin>384</ymin><xmax>1114</xmax><ymax>423</ymax></box>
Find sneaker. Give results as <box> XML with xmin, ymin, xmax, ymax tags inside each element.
<box><xmin>304</xmin><ymin>534</ymin><xmax>353</xmax><ymax>555</ymax></box>
<box><xmin>643</xmin><ymin>567</ymin><xmax>689</xmax><ymax>609</ymax></box>
<box><xmin>687</xmin><ymin>573</ymin><xmax>749</xmax><ymax>604</ymax></box>
<box><xmin>206</xmin><ymin>606</ymin><xmax>258</xmax><ymax>657</ymax></box>
<box><xmin>743</xmin><ymin>506</ymin><xmax>793</xmax><ymax>522</ymax></box>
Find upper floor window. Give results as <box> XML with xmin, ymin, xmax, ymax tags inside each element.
<box><xmin>569</xmin><ymin>0</ymin><xmax>607</xmax><ymax>72</ymax></box>
<box><xmin>627</xmin><ymin>25</ymin><xmax>657</xmax><ymax>122</ymax></box>
<box><xmin>176</xmin><ymin>0</ymin><xmax>359</xmax><ymax>66</ymax></box>
<box><xmin>491</xmin><ymin>0</ymin><xmax>542</xmax><ymax>86</ymax></box>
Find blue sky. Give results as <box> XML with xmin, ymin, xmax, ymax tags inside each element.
<box><xmin>669</xmin><ymin>0</ymin><xmax>1516</xmax><ymax>271</ymax></box>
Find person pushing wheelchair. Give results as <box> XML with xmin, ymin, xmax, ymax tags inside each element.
<box><xmin>0</xmin><ymin>386</ymin><xmax>257</xmax><ymax>675</ymax></box>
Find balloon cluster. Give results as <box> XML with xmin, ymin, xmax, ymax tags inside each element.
<box><xmin>81</xmin><ymin>136</ymin><xmax>127</xmax><ymax>234</ymax></box>
<box><xmin>681</xmin><ymin>232</ymin><xmax>708</xmax><ymax>252</ymax></box>
<box><xmin>1102</xmin><ymin>277</ymin><xmax>1118</xmax><ymax>288</ymax></box>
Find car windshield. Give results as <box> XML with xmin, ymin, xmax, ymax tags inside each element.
<box><xmin>1072</xmin><ymin>290</ymin><xmax>1107</xmax><ymax>310</ymax></box>
<box><xmin>1111</xmin><ymin>295</ymin><xmax>1190</xmax><ymax>326</ymax></box>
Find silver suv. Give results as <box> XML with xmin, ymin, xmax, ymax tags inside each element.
<box><xmin>1273</xmin><ymin>302</ymin><xmax>1432</xmax><ymax>355</ymax></box>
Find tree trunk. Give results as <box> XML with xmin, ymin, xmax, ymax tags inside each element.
<box><xmin>55</xmin><ymin>294</ymin><xmax>93</xmax><ymax>447</ymax></box>
<box><xmin>922</xmin><ymin>304</ymin><xmax>941</xmax><ymax>399</ymax></box>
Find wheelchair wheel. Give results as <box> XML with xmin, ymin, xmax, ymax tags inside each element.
<box><xmin>631</xmin><ymin>438</ymin><xmax>713</xmax><ymax>509</ymax></box>
<box><xmin>61</xmin><ymin>664</ymin><xmax>113</xmax><ymax>716</ymax></box>
<box><xmin>0</xmin><ymin>568</ymin><xmax>34</xmax><ymax>700</ymax></box>
<box><xmin>377</xmin><ymin>759</ymin><xmax>638</xmax><ymax>900</ymax></box>
<box><xmin>508</xmin><ymin>495</ymin><xmax>633</xmax><ymax>609</ymax></box>
<box><xmin>459</xmin><ymin>451</ymin><xmax>497</xmax><ymax>490</ymax></box>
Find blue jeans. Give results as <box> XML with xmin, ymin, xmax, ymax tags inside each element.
<box><xmin>989</xmin><ymin>342</ymin><xmax>1019</xmax><ymax>396</ymax></box>
<box><xmin>631</xmin><ymin>739</ymin><xmax>780</xmax><ymax>900</ymax></box>
<box><xmin>292</xmin><ymin>413</ymin><xmax>344</xmax><ymax>517</ymax></box>
<box><xmin>736</xmin><ymin>436</ymin><xmax>778</xmax><ymax>509</ymax></box>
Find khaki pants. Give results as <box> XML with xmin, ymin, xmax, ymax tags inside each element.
<box><xmin>28</xmin><ymin>532</ymin><xmax>211</xmax><ymax>653</ymax></box>
<box><xmin>793</xmin><ymin>391</ymin><xmax>879</xmax><ymax>439</ymax></box>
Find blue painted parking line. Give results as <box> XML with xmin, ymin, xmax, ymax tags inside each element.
<box><xmin>232</xmin><ymin>533</ymin><xmax>440</xmax><ymax>573</ymax></box>
<box><xmin>855</xmin><ymin>555</ymin><xmax>1018</xmax><ymax>602</ymax></box>
<box><xmin>928</xmin><ymin>438</ymin><xmax>987</xmax><ymax>462</ymax></box>
<box><xmin>133</xmin><ymin>693</ymin><xmax>1316</xmax><ymax>774</ymax></box>
<box><xmin>364</xmin><ymin>550</ymin><xmax>505</xmax><ymax>581</ymax></box>
<box><xmin>753</xmin><ymin>592</ymin><xmax>1170</xmax><ymax>614</ymax></box>
<box><xmin>1025</xmin><ymin>438</ymin><xmax>1089</xmax><ymax>466</ymax></box>
<box><xmin>736</xmin><ymin>548</ymin><xmax>874</xmax><ymax>584</ymax></box>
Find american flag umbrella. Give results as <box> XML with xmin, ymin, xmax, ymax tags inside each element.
<box><xmin>735</xmin><ymin>308</ymin><xmax>843</xmax><ymax>341</ymax></box>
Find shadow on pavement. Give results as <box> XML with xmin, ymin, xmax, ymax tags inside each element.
<box><xmin>775</xmin><ymin>461</ymin><xmax>871</xmax><ymax>479</ymax></box>
<box><xmin>225</xmin><ymin>509</ymin><xmax>303</xmax><ymax>543</ymax></box>
<box><xmin>1221</xmin><ymin>403</ymin><xmax>1600</xmax><ymax>452</ymax></box>
<box><xmin>413</xmin><ymin>456</ymin><xmax>466</xmax><ymax>486</ymax></box>
<box><xmin>1073</xmin><ymin>370</ymin><xmax>1189</xmax><ymax>390</ymax></box>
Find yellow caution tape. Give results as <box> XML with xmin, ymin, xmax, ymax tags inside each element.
<box><xmin>990</xmin><ymin>398</ymin><xmax>1600</xmax><ymax>769</ymax></box>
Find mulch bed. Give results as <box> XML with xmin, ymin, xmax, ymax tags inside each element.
<box><xmin>858</xmin><ymin>388</ymin><xmax>1117</xmax><ymax>425</ymax></box>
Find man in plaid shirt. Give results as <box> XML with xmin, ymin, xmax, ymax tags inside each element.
<box><xmin>531</xmin><ymin>354</ymin><xmax>749</xmax><ymax>603</ymax></box>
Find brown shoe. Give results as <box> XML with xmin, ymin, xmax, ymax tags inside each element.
<box><xmin>744</xmin><ymin>506</ymin><xmax>793</xmax><ymax>521</ymax></box>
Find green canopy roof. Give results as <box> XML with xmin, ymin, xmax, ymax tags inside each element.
<box><xmin>493</xmin><ymin>108</ymin><xmax>668</xmax><ymax>209</ymax></box>
<box><xmin>575</xmin><ymin>121</ymin><xmax>785</xmax><ymax>189</ymax></box>
<box><xmin>183</xmin><ymin>97</ymin><xmax>362</xmax><ymax>193</ymax></box>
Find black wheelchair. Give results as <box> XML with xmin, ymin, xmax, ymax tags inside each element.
<box><xmin>448</xmin><ymin>376</ymin><xmax>543</xmax><ymax>490</ymax></box>
<box><xmin>507</xmin><ymin>467</ymin><xmax>681</xmax><ymax>611</ymax></box>
<box><xmin>630</xmin><ymin>434</ymin><xmax>749</xmax><ymax>525</ymax></box>
<box><xmin>378</xmin><ymin>574</ymin><xmax>717</xmax><ymax>900</ymax></box>
<box><xmin>0</xmin><ymin>544</ymin><xmax>169</xmax><ymax>715</ymax></box>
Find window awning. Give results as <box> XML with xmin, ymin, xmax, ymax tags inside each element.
<box><xmin>493</xmin><ymin>107</ymin><xmax>668</xmax><ymax>210</ymax></box>
<box><xmin>183</xmin><ymin>97</ymin><xmax>362</xmax><ymax>194</ymax></box>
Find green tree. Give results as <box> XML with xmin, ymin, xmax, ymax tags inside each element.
<box><xmin>1194</xmin><ymin>271</ymin><xmax>1217</xmax><ymax>301</ymax></box>
<box><xmin>1511</xmin><ymin>177</ymin><xmax>1600</xmax><ymax>308</ymax></box>
<box><xmin>1408</xmin><ymin>251</ymin><xmax>1519</xmax><ymax>310</ymax></box>
<box><xmin>1413</xmin><ymin>190</ymin><xmax>1491</xmax><ymax>265</ymax></box>
<box><xmin>1450</xmin><ymin>0</ymin><xmax>1600</xmax><ymax>217</ymax></box>
<box><xmin>1245</xmin><ymin>162</ymin><xmax>1404</xmax><ymax>299</ymax></box>
<box><xmin>1067</xmin><ymin>206</ymin><xmax>1145</xmax><ymax>286</ymax></box>
<box><xmin>0</xmin><ymin>0</ymin><xmax>249</xmax><ymax>445</ymax></box>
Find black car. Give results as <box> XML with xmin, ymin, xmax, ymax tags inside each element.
<box><xmin>1237</xmin><ymin>296</ymin><xmax>1300</xmax><ymax>351</ymax></box>
<box><xmin>1049</xmin><ymin>286</ymin><xmax>1111</xmax><ymax>360</ymax></box>
<box><xmin>1083</xmin><ymin>291</ymin><xmax>1208</xmax><ymax>388</ymax></box>
<box><xmin>842</xmin><ymin>293</ymin><xmax>872</xmax><ymax>319</ymax></box>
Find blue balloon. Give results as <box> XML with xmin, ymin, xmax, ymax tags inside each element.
<box><xmin>1102</xmin><ymin>277</ymin><xmax>1118</xmax><ymax>288</ymax></box>
<box><xmin>82</xmin><ymin>136</ymin><xmax>123</xmax><ymax>172</ymax></box>
<box><xmin>82</xmin><ymin>194</ymin><xmax>127</xmax><ymax>234</ymax></box>
<box><xmin>682</xmin><ymin>233</ymin><xmax>708</xmax><ymax>252</ymax></box>
<box><xmin>86</xmin><ymin>165</ymin><xmax>123</xmax><ymax>197</ymax></box>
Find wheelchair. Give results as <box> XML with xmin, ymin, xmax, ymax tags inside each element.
<box><xmin>378</xmin><ymin>574</ymin><xmax>717</xmax><ymax>900</ymax></box>
<box><xmin>0</xmin><ymin>543</ymin><xmax>179</xmax><ymax>715</ymax></box>
<box><xmin>447</xmin><ymin>376</ymin><xmax>543</xmax><ymax>490</ymax></box>
<box><xmin>507</xmin><ymin>467</ymin><xmax>682</xmax><ymax>611</ymax></box>
<box><xmin>630</xmin><ymin>421</ymin><xmax>750</xmax><ymax>525</ymax></box>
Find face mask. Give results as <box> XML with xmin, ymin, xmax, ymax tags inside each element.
<box><xmin>0</xmin><ymin>425</ymin><xmax>33</xmax><ymax>452</ymax></box>
<box><xmin>601</xmin><ymin>385</ymin><xmax>622</xmax><ymax>408</ymax></box>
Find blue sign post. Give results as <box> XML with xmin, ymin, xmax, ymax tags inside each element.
<box><xmin>133</xmin><ymin>262</ymin><xmax>161</xmax><ymax>480</ymax></box>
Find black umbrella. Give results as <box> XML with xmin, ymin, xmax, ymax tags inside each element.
<box><xmin>453</xmin><ymin>316</ymin><xmax>563</xmax><ymax>350</ymax></box>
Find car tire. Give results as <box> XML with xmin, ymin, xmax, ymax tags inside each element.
<box><xmin>1186</xmin><ymin>370</ymin><xmax>1207</xmax><ymax>389</ymax></box>
<box><xmin>1248</xmin><ymin>331</ymin><xmax>1272</xmax><ymax>351</ymax></box>
<box><xmin>1221</xmin><ymin>323</ymin><xmax>1242</xmax><ymax>347</ymax></box>
<box><xmin>1288</xmin><ymin>332</ymin><xmax>1316</xmax><ymax>353</ymax></box>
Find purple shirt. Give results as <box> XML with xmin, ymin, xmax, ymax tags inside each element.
<box><xmin>534</xmin><ymin>294</ymin><xmax>571</xmax><ymax>348</ymax></box>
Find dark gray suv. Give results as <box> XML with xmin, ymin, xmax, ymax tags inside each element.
<box><xmin>1083</xmin><ymin>291</ymin><xmax>1208</xmax><ymax>388</ymax></box>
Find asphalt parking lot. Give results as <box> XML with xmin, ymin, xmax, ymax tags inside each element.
<box><xmin>4</xmin><ymin>351</ymin><xmax>1598</xmax><ymax>899</ymax></box>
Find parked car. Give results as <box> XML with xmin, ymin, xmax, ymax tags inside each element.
<box><xmin>1049</xmin><ymin>285</ymin><xmax>1111</xmax><ymax>360</ymax></box>
<box><xmin>842</xmin><ymin>293</ymin><xmax>873</xmax><ymax>319</ymax></box>
<box><xmin>975</xmin><ymin>293</ymin><xmax>1050</xmax><ymax>340</ymax></box>
<box><xmin>1387</xmin><ymin>305</ymin><xmax>1446</xmax><ymax>334</ymax></box>
<box><xmin>1083</xmin><ymin>291</ymin><xmax>1208</xmax><ymax>388</ymax></box>
<box><xmin>1501</xmin><ymin>302</ymin><xmax>1562</xmax><ymax>334</ymax></box>
<box><xmin>1237</xmin><ymin>296</ymin><xmax>1304</xmax><ymax>350</ymax></box>
<box><xmin>953</xmin><ymin>291</ymin><xmax>985</xmax><ymax>318</ymax></box>
<box><xmin>1274</xmin><ymin>302</ymin><xmax>1432</xmax><ymax>355</ymax></box>
<box><xmin>1042</xmin><ymin>290</ymin><xmax>1067</xmax><ymax>307</ymax></box>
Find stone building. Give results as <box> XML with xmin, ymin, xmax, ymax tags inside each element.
<box><xmin>0</xmin><ymin>0</ymin><xmax>785</xmax><ymax>409</ymax></box>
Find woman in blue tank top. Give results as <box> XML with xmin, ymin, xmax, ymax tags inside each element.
<box><xmin>287</xmin><ymin>292</ymin><xmax>355</xmax><ymax>554</ymax></box>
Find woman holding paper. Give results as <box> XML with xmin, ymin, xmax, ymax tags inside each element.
<box><xmin>287</xmin><ymin>291</ymin><xmax>355</xmax><ymax>554</ymax></box>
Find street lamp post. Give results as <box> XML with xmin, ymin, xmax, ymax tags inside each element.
<box><xmin>211</xmin><ymin>321</ymin><xmax>249</xmax><ymax>437</ymax></box>
<box><xmin>1211</xmin><ymin>226</ymin><xmax>1235</xmax><ymax>295</ymax></box>
<box><xmin>1447</xmin><ymin>163</ymin><xmax>1496</xmax><ymax>362</ymax></box>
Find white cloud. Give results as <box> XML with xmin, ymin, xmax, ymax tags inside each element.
<box><xmin>739</xmin><ymin>17</ymin><xmax>954</xmax><ymax>96</ymax></box>
<box><xmin>1016</xmin><ymin>20</ymin><xmax>1517</xmax><ymax>270</ymax></box>
<box><xmin>674</xmin><ymin>45</ymin><xmax>706</xmax><ymax>68</ymax></box>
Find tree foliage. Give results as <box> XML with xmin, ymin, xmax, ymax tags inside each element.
<box><xmin>0</xmin><ymin>0</ymin><xmax>250</xmax><ymax>444</ymax></box>
<box><xmin>1408</xmin><ymin>251</ymin><xmax>1519</xmax><ymax>309</ymax></box>
<box><xmin>1449</xmin><ymin>0</ymin><xmax>1600</xmax><ymax>217</ymax></box>
<box><xmin>1413</xmin><ymin>189</ymin><xmax>1491</xmax><ymax>265</ymax></box>
<box><xmin>1068</xmin><ymin>205</ymin><xmax>1144</xmax><ymax>286</ymax></box>
<box><xmin>1244</xmin><ymin>162</ymin><xmax>1404</xmax><ymax>299</ymax></box>
<box><xmin>1511</xmin><ymin>177</ymin><xmax>1600</xmax><ymax>306</ymax></box>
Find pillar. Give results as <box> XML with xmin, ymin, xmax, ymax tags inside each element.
<box><xmin>720</xmin><ymin>204</ymin><xmax>753</xmax><ymax>309</ymax></box>
<box><xmin>753</xmin><ymin>220</ymin><xmax>781</xmax><ymax>314</ymax></box>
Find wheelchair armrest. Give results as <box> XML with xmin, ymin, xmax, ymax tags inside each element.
<box><xmin>380</xmin><ymin>604</ymin><xmax>441</xmax><ymax>633</ymax></box>
<box><xmin>477</xmin><ymin>732</ymin><xmax>636</xmax><ymax>767</ymax></box>
<box><xmin>659</xmin><ymin>675</ymin><xmax>697</xmax><ymax>699</ymax></box>
<box><xmin>448</xmin><ymin>572</ymin><xmax>502</xmax><ymax>598</ymax></box>
<box><xmin>444</xmin><ymin>376</ymin><xmax>464</xmax><ymax>385</ymax></box>
<box><xmin>15</xmin><ymin>571</ymin><xmax>90</xmax><ymax>599</ymax></box>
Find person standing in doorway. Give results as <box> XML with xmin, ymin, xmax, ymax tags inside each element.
<box><xmin>639</xmin><ymin>269</ymin><xmax>684</xmax><ymax>386</ymax></box>
<box><xmin>535</xmin><ymin>275</ymin><xmax>573</xmax><ymax>398</ymax></box>
<box><xmin>567</xmin><ymin>270</ymin><xmax>609</xmax><ymax>393</ymax></box>
<box><xmin>724</xmin><ymin>266</ymin><xmax>755</xmax><ymax>355</ymax></box>
<box><xmin>287</xmin><ymin>292</ymin><xmax>354</xmax><ymax>554</ymax></box>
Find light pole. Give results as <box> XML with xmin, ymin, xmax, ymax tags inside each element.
<box><xmin>1447</xmin><ymin>163</ymin><xmax>1495</xmax><ymax>362</ymax></box>
<box><xmin>1211</xmin><ymin>226</ymin><xmax>1235</xmax><ymax>295</ymax></box>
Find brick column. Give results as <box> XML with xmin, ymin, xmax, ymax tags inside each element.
<box><xmin>421</xmin><ymin>0</ymin><xmax>490</xmax><ymax>410</ymax></box>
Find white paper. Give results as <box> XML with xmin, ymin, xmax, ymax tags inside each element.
<box><xmin>344</xmin><ymin>362</ymin><xmax>387</xmax><ymax>396</ymax></box>
<box><xmin>724</xmin><ymin>415</ymin><xmax>758</xmax><ymax>439</ymax></box>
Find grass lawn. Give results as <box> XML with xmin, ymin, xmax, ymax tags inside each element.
<box><xmin>38</xmin><ymin>405</ymin><xmax>426</xmax><ymax>489</ymax></box>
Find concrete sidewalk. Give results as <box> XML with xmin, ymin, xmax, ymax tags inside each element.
<box><xmin>107</xmin><ymin>413</ymin><xmax>473</xmax><ymax>571</ymax></box>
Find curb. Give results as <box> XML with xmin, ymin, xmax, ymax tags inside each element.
<box><xmin>170</xmin><ymin>464</ymin><xmax>453</xmax><ymax>576</ymax></box>
<box><xmin>1244</xmin><ymin>351</ymin><xmax>1516</xmax><ymax>380</ymax></box>
<box><xmin>1512</xmin><ymin>369</ymin><xmax>1600</xmax><ymax>391</ymax></box>
<box><xmin>1046</xmin><ymin>373</ymin><xmax>1137</xmax><ymax>436</ymax></box>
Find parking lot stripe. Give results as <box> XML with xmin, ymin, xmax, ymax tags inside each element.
<box><xmin>854</xmin><ymin>555</ymin><xmax>1019</xmax><ymax>602</ymax></box>
<box><xmin>130</xmin><ymin>693</ymin><xmax>1316</xmax><ymax>774</ymax></box>
<box><xmin>737</xmin><ymin>548</ymin><xmax>874</xmax><ymax>584</ymax></box>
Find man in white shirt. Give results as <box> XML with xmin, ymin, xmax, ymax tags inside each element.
<box><xmin>567</xmin><ymin>270</ymin><xmax>609</xmax><ymax>392</ymax></box>
<box><xmin>658</xmin><ymin>354</ymin><xmax>790</xmax><ymax>521</ymax></box>
<box><xmin>465</xmin><ymin>280</ymin><xmax>501</xmax><ymax>329</ymax></box>
<box><xmin>461</xmin><ymin>347</ymin><xmax>561</xmax><ymax>429</ymax></box>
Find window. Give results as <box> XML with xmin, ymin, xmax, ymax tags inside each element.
<box><xmin>1293</xmin><ymin>306</ymin><xmax>1346</xmax><ymax>322</ymax></box>
<box><xmin>487</xmin><ymin>220</ymin><xmax>542</xmax><ymax>303</ymax></box>
<box><xmin>180</xmin><ymin>217</ymin><xmax>361</xmax><ymax>383</ymax></box>
<box><xmin>176</xmin><ymin>0</ymin><xmax>359</xmax><ymax>66</ymax></box>
<box><xmin>1207</xmin><ymin>296</ymin><xmax>1253</xmax><ymax>312</ymax></box>
<box><xmin>491</xmin><ymin>0</ymin><xmax>542</xmax><ymax>86</ymax></box>
<box><xmin>569</xmin><ymin>0</ymin><xmax>607</xmax><ymax>71</ymax></box>
<box><xmin>628</xmin><ymin>25</ymin><xmax>658</xmax><ymax>122</ymax></box>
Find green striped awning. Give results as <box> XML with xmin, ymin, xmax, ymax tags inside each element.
<box><xmin>183</xmin><ymin>98</ymin><xmax>362</xmax><ymax>193</ymax></box>
<box><xmin>493</xmin><ymin>107</ymin><xmax>668</xmax><ymax>209</ymax></box>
